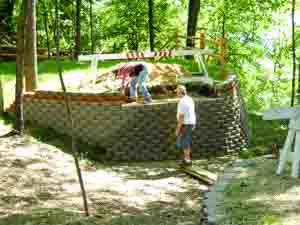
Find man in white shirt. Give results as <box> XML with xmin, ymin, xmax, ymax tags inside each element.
<box><xmin>176</xmin><ymin>85</ymin><xmax>196</xmax><ymax>165</ymax></box>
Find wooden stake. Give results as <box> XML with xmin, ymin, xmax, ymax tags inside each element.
<box><xmin>0</xmin><ymin>77</ymin><xmax>4</xmax><ymax>113</ymax></box>
<box><xmin>219</xmin><ymin>38</ymin><xmax>227</xmax><ymax>79</ymax></box>
<box><xmin>199</xmin><ymin>32</ymin><xmax>205</xmax><ymax>49</ymax></box>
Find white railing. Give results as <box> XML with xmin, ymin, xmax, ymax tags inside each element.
<box><xmin>78</xmin><ymin>48</ymin><xmax>214</xmax><ymax>86</ymax></box>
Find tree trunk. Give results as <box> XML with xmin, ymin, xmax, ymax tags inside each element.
<box><xmin>186</xmin><ymin>0</ymin><xmax>200</xmax><ymax>48</ymax></box>
<box><xmin>291</xmin><ymin>0</ymin><xmax>296</xmax><ymax>106</ymax></box>
<box><xmin>90</xmin><ymin>0</ymin><xmax>94</xmax><ymax>54</ymax></box>
<box><xmin>15</xmin><ymin>0</ymin><xmax>27</xmax><ymax>134</ymax></box>
<box><xmin>297</xmin><ymin>61</ymin><xmax>300</xmax><ymax>104</ymax></box>
<box><xmin>0</xmin><ymin>77</ymin><xmax>4</xmax><ymax>113</ymax></box>
<box><xmin>222</xmin><ymin>12</ymin><xmax>226</xmax><ymax>39</ymax></box>
<box><xmin>75</xmin><ymin>0</ymin><xmax>81</xmax><ymax>59</ymax></box>
<box><xmin>24</xmin><ymin>0</ymin><xmax>38</xmax><ymax>92</ymax></box>
<box><xmin>148</xmin><ymin>0</ymin><xmax>155</xmax><ymax>51</ymax></box>
<box><xmin>43</xmin><ymin>0</ymin><xmax>51</xmax><ymax>59</ymax></box>
<box><xmin>55</xmin><ymin>0</ymin><xmax>89</xmax><ymax>216</ymax></box>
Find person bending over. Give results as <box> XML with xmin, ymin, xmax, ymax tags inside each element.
<box><xmin>113</xmin><ymin>62</ymin><xmax>152</xmax><ymax>104</ymax></box>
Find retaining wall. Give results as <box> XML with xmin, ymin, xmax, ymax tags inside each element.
<box><xmin>23</xmin><ymin>79</ymin><xmax>248</xmax><ymax>161</ymax></box>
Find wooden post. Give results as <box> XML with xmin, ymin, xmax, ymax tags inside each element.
<box><xmin>0</xmin><ymin>77</ymin><xmax>4</xmax><ymax>113</ymax></box>
<box><xmin>199</xmin><ymin>32</ymin><xmax>205</xmax><ymax>49</ymax></box>
<box><xmin>90</xmin><ymin>56</ymin><xmax>98</xmax><ymax>87</ymax></box>
<box><xmin>219</xmin><ymin>38</ymin><xmax>227</xmax><ymax>80</ymax></box>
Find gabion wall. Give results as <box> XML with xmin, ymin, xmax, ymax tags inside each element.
<box><xmin>23</xmin><ymin>80</ymin><xmax>248</xmax><ymax>161</ymax></box>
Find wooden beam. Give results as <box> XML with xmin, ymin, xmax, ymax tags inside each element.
<box><xmin>180</xmin><ymin>165</ymin><xmax>217</xmax><ymax>184</ymax></box>
<box><xmin>263</xmin><ymin>107</ymin><xmax>300</xmax><ymax>120</ymax></box>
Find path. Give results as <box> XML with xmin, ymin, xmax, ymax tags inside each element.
<box><xmin>0</xmin><ymin>121</ymin><xmax>207</xmax><ymax>225</ymax></box>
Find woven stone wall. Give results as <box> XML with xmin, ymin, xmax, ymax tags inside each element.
<box><xmin>23</xmin><ymin>81</ymin><xmax>248</xmax><ymax>161</ymax></box>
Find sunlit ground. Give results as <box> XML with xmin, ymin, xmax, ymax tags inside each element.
<box><xmin>0</xmin><ymin>122</ymin><xmax>232</xmax><ymax>225</ymax></box>
<box><xmin>221</xmin><ymin>158</ymin><xmax>300</xmax><ymax>225</ymax></box>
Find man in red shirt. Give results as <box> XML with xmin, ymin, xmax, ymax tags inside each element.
<box><xmin>113</xmin><ymin>62</ymin><xmax>152</xmax><ymax>103</ymax></box>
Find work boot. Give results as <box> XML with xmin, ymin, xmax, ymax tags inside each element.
<box><xmin>179</xmin><ymin>159</ymin><xmax>192</xmax><ymax>167</ymax></box>
<box><xmin>183</xmin><ymin>158</ymin><xmax>192</xmax><ymax>166</ymax></box>
<box><xmin>144</xmin><ymin>97</ymin><xmax>153</xmax><ymax>104</ymax></box>
<box><xmin>127</xmin><ymin>97</ymin><xmax>136</xmax><ymax>103</ymax></box>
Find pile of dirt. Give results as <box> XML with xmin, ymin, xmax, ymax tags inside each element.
<box><xmin>92</xmin><ymin>63</ymin><xmax>218</xmax><ymax>97</ymax></box>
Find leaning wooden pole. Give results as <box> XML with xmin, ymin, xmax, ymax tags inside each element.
<box><xmin>55</xmin><ymin>0</ymin><xmax>89</xmax><ymax>216</ymax></box>
<box><xmin>0</xmin><ymin>76</ymin><xmax>4</xmax><ymax>114</ymax></box>
<box><xmin>291</xmin><ymin>0</ymin><xmax>296</xmax><ymax>106</ymax></box>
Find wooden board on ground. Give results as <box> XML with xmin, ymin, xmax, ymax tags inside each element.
<box><xmin>178</xmin><ymin>164</ymin><xmax>217</xmax><ymax>185</ymax></box>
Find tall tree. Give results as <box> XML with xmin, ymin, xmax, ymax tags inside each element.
<box><xmin>42</xmin><ymin>0</ymin><xmax>51</xmax><ymax>59</ymax></box>
<box><xmin>15</xmin><ymin>0</ymin><xmax>27</xmax><ymax>134</ymax></box>
<box><xmin>291</xmin><ymin>0</ymin><xmax>296</xmax><ymax>106</ymax></box>
<box><xmin>90</xmin><ymin>0</ymin><xmax>94</xmax><ymax>53</ymax></box>
<box><xmin>148</xmin><ymin>0</ymin><xmax>155</xmax><ymax>51</ymax></box>
<box><xmin>186</xmin><ymin>0</ymin><xmax>200</xmax><ymax>48</ymax></box>
<box><xmin>75</xmin><ymin>0</ymin><xmax>81</xmax><ymax>58</ymax></box>
<box><xmin>24</xmin><ymin>0</ymin><xmax>38</xmax><ymax>91</ymax></box>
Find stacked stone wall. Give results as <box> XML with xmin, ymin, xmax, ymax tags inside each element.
<box><xmin>23</xmin><ymin>80</ymin><xmax>248</xmax><ymax>161</ymax></box>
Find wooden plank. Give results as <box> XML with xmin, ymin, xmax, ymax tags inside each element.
<box><xmin>263</xmin><ymin>107</ymin><xmax>300</xmax><ymax>120</ymax></box>
<box><xmin>179</xmin><ymin>165</ymin><xmax>217</xmax><ymax>184</ymax></box>
<box><xmin>178</xmin><ymin>76</ymin><xmax>213</xmax><ymax>85</ymax></box>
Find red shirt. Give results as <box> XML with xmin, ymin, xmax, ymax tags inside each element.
<box><xmin>116</xmin><ymin>62</ymin><xmax>140</xmax><ymax>88</ymax></box>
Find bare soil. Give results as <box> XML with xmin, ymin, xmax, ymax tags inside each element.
<box><xmin>0</xmin><ymin>122</ymin><xmax>227</xmax><ymax>225</ymax></box>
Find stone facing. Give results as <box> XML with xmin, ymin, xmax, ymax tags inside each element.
<box><xmin>23</xmin><ymin>81</ymin><xmax>248</xmax><ymax>161</ymax></box>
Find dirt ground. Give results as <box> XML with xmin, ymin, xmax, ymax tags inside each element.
<box><xmin>0</xmin><ymin>121</ymin><xmax>224</xmax><ymax>225</ymax></box>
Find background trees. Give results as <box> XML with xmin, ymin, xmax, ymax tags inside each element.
<box><xmin>0</xmin><ymin>0</ymin><xmax>299</xmax><ymax>112</ymax></box>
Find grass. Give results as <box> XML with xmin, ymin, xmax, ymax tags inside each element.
<box><xmin>0</xmin><ymin>60</ymin><xmax>91</xmax><ymax>83</ymax></box>
<box><xmin>219</xmin><ymin>114</ymin><xmax>298</xmax><ymax>225</ymax></box>
<box><xmin>220</xmin><ymin>159</ymin><xmax>300</xmax><ymax>225</ymax></box>
<box><xmin>0</xmin><ymin>58</ymin><xmax>224</xmax><ymax>85</ymax></box>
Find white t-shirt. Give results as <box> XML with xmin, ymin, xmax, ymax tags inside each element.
<box><xmin>177</xmin><ymin>95</ymin><xmax>196</xmax><ymax>125</ymax></box>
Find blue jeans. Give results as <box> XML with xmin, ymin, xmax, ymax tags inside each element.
<box><xmin>130</xmin><ymin>65</ymin><xmax>151</xmax><ymax>99</ymax></box>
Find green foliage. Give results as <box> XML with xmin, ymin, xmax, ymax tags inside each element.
<box><xmin>249</xmin><ymin>113</ymin><xmax>287</xmax><ymax>148</ymax></box>
<box><xmin>4</xmin><ymin>0</ymin><xmax>299</xmax><ymax>112</ymax></box>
